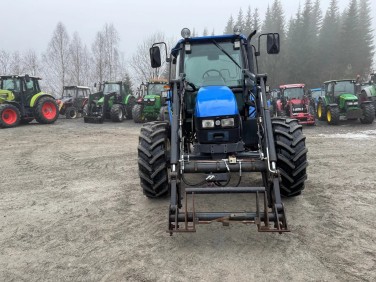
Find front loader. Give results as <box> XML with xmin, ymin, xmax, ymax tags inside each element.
<box><xmin>137</xmin><ymin>28</ymin><xmax>308</xmax><ymax>234</ymax></box>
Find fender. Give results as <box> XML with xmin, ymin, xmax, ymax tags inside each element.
<box><xmin>30</xmin><ymin>92</ymin><xmax>55</xmax><ymax>107</ymax></box>
<box><xmin>0</xmin><ymin>89</ymin><xmax>15</xmax><ymax>103</ymax></box>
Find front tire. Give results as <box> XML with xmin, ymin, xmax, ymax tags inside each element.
<box><xmin>0</xmin><ymin>104</ymin><xmax>20</xmax><ymax>128</ymax></box>
<box><xmin>272</xmin><ymin>118</ymin><xmax>308</xmax><ymax>197</ymax></box>
<box><xmin>34</xmin><ymin>97</ymin><xmax>59</xmax><ymax>124</ymax></box>
<box><xmin>138</xmin><ymin>121</ymin><xmax>170</xmax><ymax>198</ymax></box>
<box><xmin>110</xmin><ymin>104</ymin><xmax>124</xmax><ymax>122</ymax></box>
<box><xmin>65</xmin><ymin>106</ymin><xmax>78</xmax><ymax>119</ymax></box>
<box><xmin>360</xmin><ymin>103</ymin><xmax>375</xmax><ymax>124</ymax></box>
<box><xmin>326</xmin><ymin>106</ymin><xmax>340</xmax><ymax>125</ymax></box>
<box><xmin>132</xmin><ymin>104</ymin><xmax>144</xmax><ymax>123</ymax></box>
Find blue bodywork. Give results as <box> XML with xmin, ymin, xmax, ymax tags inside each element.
<box><xmin>310</xmin><ymin>88</ymin><xmax>324</xmax><ymax>109</ymax></box>
<box><xmin>195</xmin><ymin>86</ymin><xmax>238</xmax><ymax>118</ymax></box>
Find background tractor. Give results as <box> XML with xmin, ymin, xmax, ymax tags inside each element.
<box><xmin>84</xmin><ymin>81</ymin><xmax>135</xmax><ymax>123</ymax></box>
<box><xmin>57</xmin><ymin>86</ymin><xmax>91</xmax><ymax>119</ymax></box>
<box><xmin>358</xmin><ymin>73</ymin><xmax>376</xmax><ymax>114</ymax></box>
<box><xmin>138</xmin><ymin>28</ymin><xmax>308</xmax><ymax>234</ymax></box>
<box><xmin>0</xmin><ymin>74</ymin><xmax>58</xmax><ymax>128</ymax></box>
<box><xmin>317</xmin><ymin>79</ymin><xmax>374</xmax><ymax>125</ymax></box>
<box><xmin>275</xmin><ymin>84</ymin><xmax>315</xmax><ymax>125</ymax></box>
<box><xmin>132</xmin><ymin>79</ymin><xmax>168</xmax><ymax>123</ymax></box>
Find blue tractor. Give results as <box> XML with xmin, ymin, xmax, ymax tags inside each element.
<box><xmin>137</xmin><ymin>28</ymin><xmax>308</xmax><ymax>234</ymax></box>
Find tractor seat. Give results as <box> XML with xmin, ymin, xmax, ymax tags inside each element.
<box><xmin>201</xmin><ymin>76</ymin><xmax>226</xmax><ymax>86</ymax></box>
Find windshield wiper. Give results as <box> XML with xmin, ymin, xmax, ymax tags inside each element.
<box><xmin>211</xmin><ymin>40</ymin><xmax>241</xmax><ymax>69</ymax></box>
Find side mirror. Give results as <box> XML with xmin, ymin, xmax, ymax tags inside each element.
<box><xmin>94</xmin><ymin>82</ymin><xmax>97</xmax><ymax>88</ymax></box>
<box><xmin>25</xmin><ymin>74</ymin><xmax>31</xmax><ymax>83</ymax></box>
<box><xmin>150</xmin><ymin>46</ymin><xmax>161</xmax><ymax>68</ymax></box>
<box><xmin>266</xmin><ymin>33</ymin><xmax>280</xmax><ymax>54</ymax></box>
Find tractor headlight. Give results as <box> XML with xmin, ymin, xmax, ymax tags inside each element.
<box><xmin>346</xmin><ymin>101</ymin><xmax>358</xmax><ymax>106</ymax></box>
<box><xmin>202</xmin><ymin>119</ymin><xmax>215</xmax><ymax>128</ymax></box>
<box><xmin>221</xmin><ymin>118</ymin><xmax>235</xmax><ymax>127</ymax></box>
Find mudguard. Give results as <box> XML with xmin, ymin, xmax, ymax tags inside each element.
<box><xmin>30</xmin><ymin>92</ymin><xmax>55</xmax><ymax>107</ymax></box>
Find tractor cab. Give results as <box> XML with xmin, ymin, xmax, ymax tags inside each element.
<box><xmin>57</xmin><ymin>86</ymin><xmax>91</xmax><ymax>119</ymax></box>
<box><xmin>0</xmin><ymin>75</ymin><xmax>41</xmax><ymax>105</ymax></box>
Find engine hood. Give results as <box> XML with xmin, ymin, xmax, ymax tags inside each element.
<box><xmin>339</xmin><ymin>93</ymin><xmax>358</xmax><ymax>101</ymax></box>
<box><xmin>195</xmin><ymin>86</ymin><xmax>238</xmax><ymax>118</ymax></box>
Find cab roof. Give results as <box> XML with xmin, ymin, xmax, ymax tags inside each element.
<box><xmin>171</xmin><ymin>34</ymin><xmax>247</xmax><ymax>56</ymax></box>
<box><xmin>0</xmin><ymin>74</ymin><xmax>42</xmax><ymax>80</ymax></box>
<box><xmin>324</xmin><ymin>79</ymin><xmax>355</xmax><ymax>84</ymax></box>
<box><xmin>279</xmin><ymin>84</ymin><xmax>305</xmax><ymax>89</ymax></box>
<box><xmin>63</xmin><ymin>86</ymin><xmax>90</xmax><ymax>89</ymax></box>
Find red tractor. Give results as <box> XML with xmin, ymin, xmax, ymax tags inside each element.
<box><xmin>275</xmin><ymin>83</ymin><xmax>315</xmax><ymax>125</ymax></box>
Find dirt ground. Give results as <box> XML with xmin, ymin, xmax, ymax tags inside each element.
<box><xmin>1</xmin><ymin>117</ymin><xmax>375</xmax><ymax>282</ymax></box>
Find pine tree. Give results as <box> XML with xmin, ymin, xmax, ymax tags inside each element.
<box><xmin>338</xmin><ymin>0</ymin><xmax>362</xmax><ymax>77</ymax></box>
<box><xmin>224</xmin><ymin>15</ymin><xmax>234</xmax><ymax>34</ymax></box>
<box><xmin>235</xmin><ymin>8</ymin><xmax>245</xmax><ymax>32</ymax></box>
<box><xmin>318</xmin><ymin>0</ymin><xmax>341</xmax><ymax>81</ymax></box>
<box><xmin>244</xmin><ymin>6</ymin><xmax>253</xmax><ymax>36</ymax></box>
<box><xmin>358</xmin><ymin>0</ymin><xmax>375</xmax><ymax>75</ymax></box>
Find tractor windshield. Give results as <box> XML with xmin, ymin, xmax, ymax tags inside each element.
<box><xmin>283</xmin><ymin>88</ymin><xmax>304</xmax><ymax>99</ymax></box>
<box><xmin>311</xmin><ymin>90</ymin><xmax>323</xmax><ymax>100</ymax></box>
<box><xmin>1</xmin><ymin>78</ymin><xmax>21</xmax><ymax>92</ymax></box>
<box><xmin>148</xmin><ymin>83</ymin><xmax>165</xmax><ymax>95</ymax></box>
<box><xmin>334</xmin><ymin>81</ymin><xmax>355</xmax><ymax>95</ymax></box>
<box><xmin>103</xmin><ymin>83</ymin><xmax>120</xmax><ymax>95</ymax></box>
<box><xmin>183</xmin><ymin>41</ymin><xmax>243</xmax><ymax>88</ymax></box>
<box><xmin>62</xmin><ymin>89</ymin><xmax>76</xmax><ymax>98</ymax></box>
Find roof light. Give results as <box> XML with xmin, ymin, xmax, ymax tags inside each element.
<box><xmin>233</xmin><ymin>26</ymin><xmax>242</xmax><ymax>35</ymax></box>
<box><xmin>181</xmin><ymin>28</ymin><xmax>191</xmax><ymax>39</ymax></box>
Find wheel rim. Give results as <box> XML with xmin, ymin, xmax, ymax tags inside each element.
<box><xmin>42</xmin><ymin>102</ymin><xmax>57</xmax><ymax>120</ymax></box>
<box><xmin>327</xmin><ymin>109</ymin><xmax>331</xmax><ymax>122</ymax></box>
<box><xmin>2</xmin><ymin>108</ymin><xmax>17</xmax><ymax>125</ymax></box>
<box><xmin>318</xmin><ymin>104</ymin><xmax>322</xmax><ymax>118</ymax></box>
<box><xmin>69</xmin><ymin>109</ymin><xmax>76</xmax><ymax>118</ymax></box>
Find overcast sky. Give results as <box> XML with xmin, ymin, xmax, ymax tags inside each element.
<box><xmin>2</xmin><ymin>0</ymin><xmax>376</xmax><ymax>66</ymax></box>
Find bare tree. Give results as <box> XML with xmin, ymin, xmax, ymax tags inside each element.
<box><xmin>0</xmin><ymin>50</ymin><xmax>11</xmax><ymax>74</ymax></box>
<box><xmin>9</xmin><ymin>51</ymin><xmax>25</xmax><ymax>75</ymax></box>
<box><xmin>129</xmin><ymin>32</ymin><xmax>170</xmax><ymax>86</ymax></box>
<box><xmin>23</xmin><ymin>49</ymin><xmax>40</xmax><ymax>75</ymax></box>
<box><xmin>43</xmin><ymin>22</ymin><xmax>71</xmax><ymax>95</ymax></box>
<box><xmin>92</xmin><ymin>23</ymin><xmax>120</xmax><ymax>83</ymax></box>
<box><xmin>69</xmin><ymin>32</ymin><xmax>92</xmax><ymax>86</ymax></box>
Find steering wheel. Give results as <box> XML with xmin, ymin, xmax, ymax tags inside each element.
<box><xmin>202</xmin><ymin>69</ymin><xmax>225</xmax><ymax>80</ymax></box>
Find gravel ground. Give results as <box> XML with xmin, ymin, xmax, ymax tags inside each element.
<box><xmin>0</xmin><ymin>118</ymin><xmax>375</xmax><ymax>281</ymax></box>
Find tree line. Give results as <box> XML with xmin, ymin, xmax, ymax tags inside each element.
<box><xmin>223</xmin><ymin>0</ymin><xmax>374</xmax><ymax>88</ymax></box>
<box><xmin>0</xmin><ymin>0</ymin><xmax>374</xmax><ymax>95</ymax></box>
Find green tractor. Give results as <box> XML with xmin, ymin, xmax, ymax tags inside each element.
<box><xmin>132</xmin><ymin>79</ymin><xmax>168</xmax><ymax>123</ymax></box>
<box><xmin>0</xmin><ymin>74</ymin><xmax>59</xmax><ymax>128</ymax></box>
<box><xmin>84</xmin><ymin>81</ymin><xmax>136</xmax><ymax>123</ymax></box>
<box><xmin>317</xmin><ymin>79</ymin><xmax>374</xmax><ymax>125</ymax></box>
<box><xmin>358</xmin><ymin>73</ymin><xmax>376</xmax><ymax>114</ymax></box>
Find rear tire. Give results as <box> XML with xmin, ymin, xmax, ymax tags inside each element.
<box><xmin>65</xmin><ymin>106</ymin><xmax>77</xmax><ymax>119</ymax></box>
<box><xmin>110</xmin><ymin>104</ymin><xmax>124</xmax><ymax>122</ymax></box>
<box><xmin>0</xmin><ymin>104</ymin><xmax>20</xmax><ymax>128</ymax></box>
<box><xmin>272</xmin><ymin>118</ymin><xmax>308</xmax><ymax>197</ymax></box>
<box><xmin>132</xmin><ymin>104</ymin><xmax>144</xmax><ymax>123</ymax></box>
<box><xmin>138</xmin><ymin>121</ymin><xmax>170</xmax><ymax>198</ymax></box>
<box><xmin>34</xmin><ymin>97</ymin><xmax>59</xmax><ymax>124</ymax></box>
<box><xmin>326</xmin><ymin>106</ymin><xmax>340</xmax><ymax>125</ymax></box>
<box><xmin>360</xmin><ymin>103</ymin><xmax>375</xmax><ymax>124</ymax></box>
